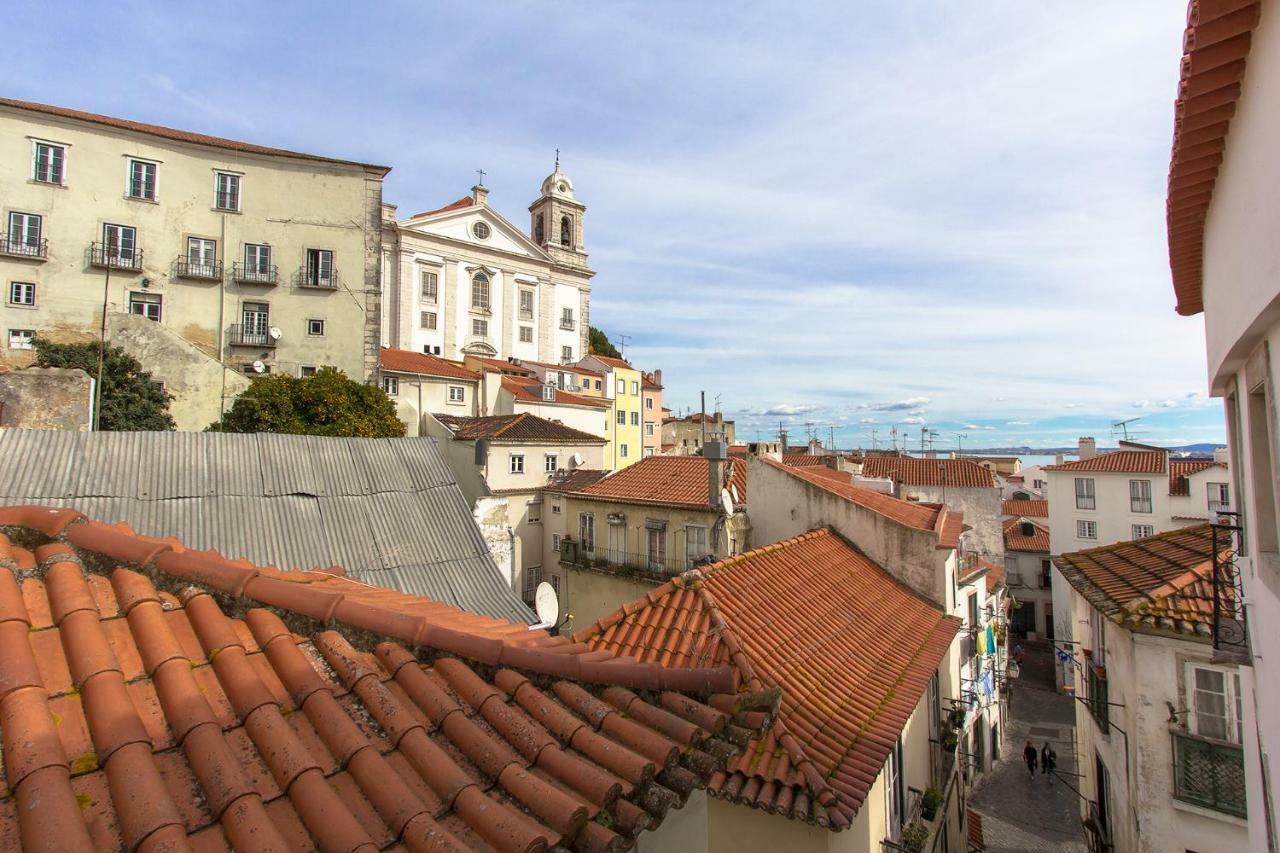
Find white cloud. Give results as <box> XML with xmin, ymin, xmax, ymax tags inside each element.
<box><xmin>901</xmin><ymin>416</ymin><xmax>926</xmax><ymax>425</ymax></box>
<box><xmin>873</xmin><ymin>397</ymin><xmax>931</xmax><ymax>411</ymax></box>
<box><xmin>763</xmin><ymin>404</ymin><xmax>815</xmax><ymax>416</ymax></box>
<box><xmin>858</xmin><ymin>417</ymin><xmax>877</xmax><ymax>425</ymax></box>
<box><xmin>962</xmin><ymin>424</ymin><xmax>980</xmax><ymax>430</ymax></box>
<box><xmin>1007</xmin><ymin>420</ymin><xmax>1032</xmax><ymax>426</ymax></box>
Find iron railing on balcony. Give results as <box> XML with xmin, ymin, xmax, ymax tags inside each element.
<box><xmin>88</xmin><ymin>243</ymin><xmax>143</xmax><ymax>271</ymax></box>
<box><xmin>519</xmin><ymin>309</ymin><xmax>534</xmax><ymax>321</ymax></box>
<box><xmin>1083</xmin><ymin>800</ymin><xmax>1114</xmax><ymax>853</ymax></box>
<box><xmin>1211</xmin><ymin>515</ymin><xmax>1249</xmax><ymax>661</ymax></box>
<box><xmin>294</xmin><ymin>267</ymin><xmax>339</xmax><ymax>289</ymax></box>
<box><xmin>1172</xmin><ymin>730</ymin><xmax>1247</xmax><ymax>817</ymax></box>
<box><xmin>560</xmin><ymin>317</ymin><xmax>576</xmax><ymax>330</ymax></box>
<box><xmin>559</xmin><ymin>543</ymin><xmax>714</xmax><ymax>581</ymax></box>
<box><xmin>1085</xmin><ymin>658</ymin><xmax>1109</xmax><ymax>733</ymax></box>
<box><xmin>232</xmin><ymin>262</ymin><xmax>278</xmax><ymax>285</ymax></box>
<box><xmin>228</xmin><ymin>324</ymin><xmax>276</xmax><ymax>348</ymax></box>
<box><xmin>175</xmin><ymin>257</ymin><xmax>223</xmax><ymax>280</ymax></box>
<box><xmin>0</xmin><ymin>235</ymin><xmax>47</xmax><ymax>259</ymax></box>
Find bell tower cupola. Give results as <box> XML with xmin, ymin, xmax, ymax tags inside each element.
<box><xmin>529</xmin><ymin>151</ymin><xmax>588</xmax><ymax>271</ymax></box>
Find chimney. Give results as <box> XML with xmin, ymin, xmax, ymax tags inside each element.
<box><xmin>709</xmin><ymin>458</ymin><xmax>724</xmax><ymax>510</ymax></box>
<box><xmin>1214</xmin><ymin>446</ymin><xmax>1230</xmax><ymax>464</ymax></box>
<box><xmin>1055</xmin><ymin>453</ymin><xmax>1064</xmax><ymax>466</ymax></box>
<box><xmin>472</xmin><ymin>184</ymin><xmax>489</xmax><ymax>206</ymax></box>
<box><xmin>1078</xmin><ymin>437</ymin><xmax>1097</xmax><ymax>460</ymax></box>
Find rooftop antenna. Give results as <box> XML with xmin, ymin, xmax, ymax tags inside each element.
<box><xmin>1111</xmin><ymin>416</ymin><xmax>1142</xmax><ymax>440</ymax></box>
<box><xmin>890</xmin><ymin>426</ymin><xmax>898</xmax><ymax>452</ymax></box>
<box><xmin>871</xmin><ymin>429</ymin><xmax>879</xmax><ymax>451</ymax></box>
<box><xmin>616</xmin><ymin>333</ymin><xmax>632</xmax><ymax>357</ymax></box>
<box><xmin>956</xmin><ymin>433</ymin><xmax>965</xmax><ymax>456</ymax></box>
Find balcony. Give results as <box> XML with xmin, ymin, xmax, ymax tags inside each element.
<box><xmin>0</xmin><ymin>235</ymin><xmax>47</xmax><ymax>260</ymax></box>
<box><xmin>558</xmin><ymin>539</ymin><xmax>713</xmax><ymax>582</ymax></box>
<box><xmin>232</xmin><ymin>262</ymin><xmax>278</xmax><ymax>285</ymax></box>
<box><xmin>560</xmin><ymin>317</ymin><xmax>577</xmax><ymax>331</ymax></box>
<box><xmin>519</xmin><ymin>309</ymin><xmax>534</xmax><ymax>321</ymax></box>
<box><xmin>881</xmin><ymin>787</ymin><xmax>944</xmax><ymax>853</ymax></box>
<box><xmin>1172</xmin><ymin>730</ymin><xmax>1247</xmax><ymax>818</ymax></box>
<box><xmin>229</xmin><ymin>324</ymin><xmax>276</xmax><ymax>348</ymax></box>
<box><xmin>1084</xmin><ymin>657</ymin><xmax>1109</xmax><ymax>733</ymax></box>
<box><xmin>175</xmin><ymin>257</ymin><xmax>223</xmax><ymax>281</ymax></box>
<box><xmin>88</xmin><ymin>243</ymin><xmax>143</xmax><ymax>271</ymax></box>
<box><xmin>1211</xmin><ymin>517</ymin><xmax>1249</xmax><ymax>662</ymax></box>
<box><xmin>294</xmin><ymin>268</ymin><xmax>339</xmax><ymax>290</ymax></box>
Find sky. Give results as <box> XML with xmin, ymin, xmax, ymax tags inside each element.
<box><xmin>6</xmin><ymin>1</ymin><xmax>1222</xmax><ymax>450</ymax></box>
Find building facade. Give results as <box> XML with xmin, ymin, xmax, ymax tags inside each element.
<box><xmin>379</xmin><ymin>347</ymin><xmax>480</xmax><ymax>434</ymax></box>
<box><xmin>580</xmin><ymin>353</ymin><xmax>643</xmax><ymax>470</ymax></box>
<box><xmin>0</xmin><ymin>98</ymin><xmax>388</xmax><ymax>430</ymax></box>
<box><xmin>641</xmin><ymin>370</ymin><xmax>663</xmax><ymax>457</ymax></box>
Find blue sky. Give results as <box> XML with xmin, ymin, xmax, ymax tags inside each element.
<box><xmin>8</xmin><ymin>1</ymin><xmax>1222</xmax><ymax>449</ymax></box>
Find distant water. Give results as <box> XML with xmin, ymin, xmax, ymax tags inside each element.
<box><xmin>1018</xmin><ymin>454</ymin><xmax>1065</xmax><ymax>469</ymax></box>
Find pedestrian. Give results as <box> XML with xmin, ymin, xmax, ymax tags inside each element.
<box><xmin>1013</xmin><ymin>643</ymin><xmax>1025</xmax><ymax>667</ymax></box>
<box><xmin>1023</xmin><ymin>740</ymin><xmax>1038</xmax><ymax>779</ymax></box>
<box><xmin>1042</xmin><ymin>742</ymin><xmax>1057</xmax><ymax>783</ymax></box>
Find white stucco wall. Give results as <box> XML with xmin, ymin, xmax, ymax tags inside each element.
<box><xmin>897</xmin><ymin>483</ymin><xmax>1003</xmax><ymax>562</ymax></box>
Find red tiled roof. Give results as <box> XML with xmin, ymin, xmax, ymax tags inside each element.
<box><xmin>471</xmin><ymin>357</ymin><xmax>537</xmax><ymax>378</ymax></box>
<box><xmin>573</xmin><ymin>529</ymin><xmax>961</xmax><ymax>829</ymax></box>
<box><xmin>0</xmin><ymin>97</ymin><xmax>391</xmax><ymax>174</ymax></box>
<box><xmin>587</xmin><ymin>355</ymin><xmax>633</xmax><ymax>370</ymax></box>
<box><xmin>1045</xmin><ymin>450</ymin><xmax>1166</xmax><ymax>474</ymax></box>
<box><xmin>1003</xmin><ymin>517</ymin><xmax>1050</xmax><ymax>553</ymax></box>
<box><xmin>409</xmin><ymin>196</ymin><xmax>474</xmax><ymax>219</ymax></box>
<box><xmin>1169</xmin><ymin>459</ymin><xmax>1226</xmax><ymax>495</ymax></box>
<box><xmin>544</xmin><ymin>469</ymin><xmax>610</xmax><ymax>493</ymax></box>
<box><xmin>982</xmin><ymin>559</ymin><xmax>1005</xmax><ymax>591</ymax></box>
<box><xmin>434</xmin><ymin>413</ymin><xmax>604</xmax><ymax>443</ymax></box>
<box><xmin>0</xmin><ymin>505</ymin><xmax>780</xmax><ymax>851</ymax></box>
<box><xmin>781</xmin><ymin>453</ymin><xmax>837</xmax><ymax>468</ymax></box>
<box><xmin>1166</xmin><ymin>1</ymin><xmax>1263</xmax><ymax>315</ymax></box>
<box><xmin>571</xmin><ymin>457</ymin><xmax>746</xmax><ymax>510</ymax></box>
<box><xmin>1001</xmin><ymin>499</ymin><xmax>1048</xmax><ymax>518</ymax></box>
<box><xmin>1054</xmin><ymin>523</ymin><xmax>1219</xmax><ymax>637</ymax></box>
<box><xmin>804</xmin><ymin>466</ymin><xmax>854</xmax><ymax>485</ymax></box>
<box><xmin>516</xmin><ymin>360</ymin><xmax>603</xmax><ymax>379</ymax></box>
<box><xmin>641</xmin><ymin>372</ymin><xmax>663</xmax><ymax>390</ymax></box>
<box><xmin>727</xmin><ymin>444</ymin><xmax>749</xmax><ymax>457</ymax></box>
<box><xmin>764</xmin><ymin>459</ymin><xmax>945</xmax><ymax>535</ymax></box>
<box><xmin>380</xmin><ymin>347</ymin><xmax>478</xmax><ymax>381</ymax></box>
<box><xmin>501</xmin><ymin>377</ymin><xmax>611</xmax><ymax>409</ymax></box>
<box><xmin>860</xmin><ymin>457</ymin><xmax>997</xmax><ymax>489</ymax></box>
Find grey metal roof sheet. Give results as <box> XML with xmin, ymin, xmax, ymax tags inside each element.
<box><xmin>0</xmin><ymin>430</ymin><xmax>532</xmax><ymax>623</ymax></box>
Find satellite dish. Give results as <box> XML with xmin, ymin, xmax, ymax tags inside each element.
<box><xmin>534</xmin><ymin>582</ymin><xmax>559</xmax><ymax>626</ymax></box>
<box><xmin>251</xmin><ymin>360</ymin><xmax>266</xmax><ymax>374</ymax></box>
<box><xmin>268</xmin><ymin>326</ymin><xmax>283</xmax><ymax>340</ymax></box>
<box><xmin>570</xmin><ymin>453</ymin><xmax>585</xmax><ymax>467</ymax></box>
<box><xmin>720</xmin><ymin>488</ymin><xmax>734</xmax><ymax>516</ymax></box>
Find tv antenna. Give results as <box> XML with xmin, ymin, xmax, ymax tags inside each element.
<box><xmin>1111</xmin><ymin>417</ymin><xmax>1142</xmax><ymax>440</ymax></box>
<box><xmin>615</xmin><ymin>333</ymin><xmax>632</xmax><ymax>357</ymax></box>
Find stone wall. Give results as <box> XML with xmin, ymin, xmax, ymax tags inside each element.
<box><xmin>0</xmin><ymin>367</ymin><xmax>92</xmax><ymax>430</ymax></box>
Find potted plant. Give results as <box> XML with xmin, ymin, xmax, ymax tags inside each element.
<box><xmin>941</xmin><ymin>727</ymin><xmax>959</xmax><ymax>751</ymax></box>
<box><xmin>900</xmin><ymin>821</ymin><xmax>929</xmax><ymax>852</ymax></box>
<box><xmin>920</xmin><ymin>786</ymin><xmax>942</xmax><ymax>821</ymax></box>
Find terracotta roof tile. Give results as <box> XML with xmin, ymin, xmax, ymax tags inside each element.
<box><xmin>502</xmin><ymin>377</ymin><xmax>610</xmax><ymax>409</ymax></box>
<box><xmin>1045</xmin><ymin>450</ymin><xmax>1166</xmax><ymax>474</ymax></box>
<box><xmin>544</xmin><ymin>469</ymin><xmax>610</xmax><ymax>493</ymax></box>
<box><xmin>570</xmin><ymin>457</ymin><xmax>746</xmax><ymax>510</ymax></box>
<box><xmin>587</xmin><ymin>355</ymin><xmax>633</xmax><ymax>370</ymax></box>
<box><xmin>1001</xmin><ymin>499</ymin><xmax>1048</xmax><ymax>518</ymax></box>
<box><xmin>859</xmin><ymin>457</ymin><xmax>997</xmax><ymax>488</ymax></box>
<box><xmin>1169</xmin><ymin>459</ymin><xmax>1226</xmax><ymax>495</ymax></box>
<box><xmin>434</xmin><ymin>413</ymin><xmax>604</xmax><ymax>443</ymax></box>
<box><xmin>1166</xmin><ymin>2</ymin><xmax>1263</xmax><ymax>315</ymax></box>
<box><xmin>1054</xmin><ymin>523</ymin><xmax>1220</xmax><ymax>637</ymax></box>
<box><xmin>0</xmin><ymin>97</ymin><xmax>391</xmax><ymax>174</ymax></box>
<box><xmin>408</xmin><ymin>195</ymin><xmax>474</xmax><ymax>219</ymax></box>
<box><xmin>763</xmin><ymin>459</ymin><xmax>947</xmax><ymax>536</ymax></box>
<box><xmin>0</xmin><ymin>506</ymin><xmax>784</xmax><ymax>851</ymax></box>
<box><xmin>1003</xmin><ymin>517</ymin><xmax>1050</xmax><ymax>553</ymax></box>
<box><xmin>379</xmin><ymin>348</ymin><xmax>478</xmax><ymax>381</ymax></box>
<box><xmin>781</xmin><ymin>453</ymin><xmax>839</xmax><ymax>468</ymax></box>
<box><xmin>573</xmin><ymin>529</ymin><xmax>961</xmax><ymax>829</ymax></box>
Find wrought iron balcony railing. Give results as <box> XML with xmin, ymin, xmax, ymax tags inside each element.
<box><xmin>294</xmin><ymin>268</ymin><xmax>339</xmax><ymax>289</ymax></box>
<box><xmin>1212</xmin><ymin>516</ymin><xmax>1249</xmax><ymax>662</ymax></box>
<box><xmin>229</xmin><ymin>324</ymin><xmax>276</xmax><ymax>348</ymax></box>
<box><xmin>1172</xmin><ymin>730</ymin><xmax>1247</xmax><ymax>818</ymax></box>
<box><xmin>0</xmin><ymin>235</ymin><xmax>47</xmax><ymax>259</ymax></box>
<box><xmin>560</xmin><ymin>318</ymin><xmax>577</xmax><ymax>330</ymax></box>
<box><xmin>1085</xmin><ymin>657</ymin><xmax>1109</xmax><ymax>733</ymax></box>
<box><xmin>88</xmin><ymin>243</ymin><xmax>143</xmax><ymax>271</ymax></box>
<box><xmin>558</xmin><ymin>540</ymin><xmax>715</xmax><ymax>581</ymax></box>
<box><xmin>232</xmin><ymin>262</ymin><xmax>278</xmax><ymax>285</ymax></box>
<box><xmin>175</xmin><ymin>257</ymin><xmax>223</xmax><ymax>280</ymax></box>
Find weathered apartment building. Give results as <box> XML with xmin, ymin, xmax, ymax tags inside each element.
<box><xmin>0</xmin><ymin>98</ymin><xmax>387</xmax><ymax>429</ymax></box>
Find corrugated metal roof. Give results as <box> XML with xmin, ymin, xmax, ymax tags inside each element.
<box><xmin>0</xmin><ymin>430</ymin><xmax>532</xmax><ymax>622</ymax></box>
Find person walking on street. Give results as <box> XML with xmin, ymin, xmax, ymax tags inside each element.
<box><xmin>1041</xmin><ymin>742</ymin><xmax>1057</xmax><ymax>784</ymax></box>
<box><xmin>1023</xmin><ymin>740</ymin><xmax>1038</xmax><ymax>779</ymax></box>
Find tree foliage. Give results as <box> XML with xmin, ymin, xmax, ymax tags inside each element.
<box><xmin>588</xmin><ymin>326</ymin><xmax>622</xmax><ymax>359</ymax></box>
<box><xmin>32</xmin><ymin>337</ymin><xmax>175</xmax><ymax>431</ymax></box>
<box><xmin>209</xmin><ymin>367</ymin><xmax>406</xmax><ymax>437</ymax></box>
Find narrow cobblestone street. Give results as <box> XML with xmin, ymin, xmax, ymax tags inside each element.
<box><xmin>970</xmin><ymin>645</ymin><xmax>1088</xmax><ymax>852</ymax></box>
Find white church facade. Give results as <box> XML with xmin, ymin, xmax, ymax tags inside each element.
<box><xmin>380</xmin><ymin>163</ymin><xmax>592</xmax><ymax>364</ymax></box>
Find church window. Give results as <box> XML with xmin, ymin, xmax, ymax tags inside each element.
<box><xmin>560</xmin><ymin>215</ymin><xmax>572</xmax><ymax>247</ymax></box>
<box><xmin>534</xmin><ymin>214</ymin><xmax>545</xmax><ymax>244</ymax></box>
<box><xmin>471</xmin><ymin>272</ymin><xmax>490</xmax><ymax>310</ymax></box>
<box><xmin>472</xmin><ymin>221</ymin><xmax>490</xmax><ymax>240</ymax></box>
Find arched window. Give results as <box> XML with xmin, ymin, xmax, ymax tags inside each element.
<box><xmin>560</xmin><ymin>215</ymin><xmax>572</xmax><ymax>247</ymax></box>
<box><xmin>534</xmin><ymin>214</ymin><xmax>545</xmax><ymax>244</ymax></box>
<box><xmin>471</xmin><ymin>272</ymin><xmax>490</xmax><ymax>310</ymax></box>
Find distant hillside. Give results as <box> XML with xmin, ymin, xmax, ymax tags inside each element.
<box><xmin>965</xmin><ymin>442</ymin><xmax>1224</xmax><ymax>455</ymax></box>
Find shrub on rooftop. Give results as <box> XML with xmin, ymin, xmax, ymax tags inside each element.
<box><xmin>208</xmin><ymin>366</ymin><xmax>406</xmax><ymax>437</ymax></box>
<box><xmin>32</xmin><ymin>337</ymin><xmax>175</xmax><ymax>431</ymax></box>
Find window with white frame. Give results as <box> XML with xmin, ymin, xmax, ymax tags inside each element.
<box><xmin>186</xmin><ymin>237</ymin><xmax>217</xmax><ymax>274</ymax></box>
<box><xmin>102</xmin><ymin>223</ymin><xmax>137</xmax><ymax>263</ymax></box>
<box><xmin>448</xmin><ymin>385</ymin><xmax>466</xmax><ymax>404</ymax></box>
<box><xmin>420</xmin><ymin>311</ymin><xmax>437</xmax><ymax>330</ymax></box>
<box><xmin>1208</xmin><ymin>482</ymin><xmax>1230</xmax><ymax>514</ymax></box>
<box><xmin>420</xmin><ymin>270</ymin><xmax>438</xmax><ymax>303</ymax></box>
<box><xmin>561</xmin><ymin>307</ymin><xmax>574</xmax><ymax>328</ymax></box>
<box><xmin>8</xmin><ymin>282</ymin><xmax>35</xmax><ymax>307</ymax></box>
<box><xmin>645</xmin><ymin>422</ymin><xmax>654</xmax><ymax>436</ymax></box>
<box><xmin>685</xmin><ymin>525</ymin><xmax>708</xmax><ymax>567</ymax></box>
<box><xmin>631</xmin><ymin>381</ymin><xmax>639</xmax><ymax>395</ymax></box>
<box><xmin>542</xmin><ymin>384</ymin><xmax>556</xmax><ymax>402</ymax></box>
<box><xmin>522</xmin><ymin>566</ymin><xmax>542</xmax><ymax>603</ymax></box>
<box><xmin>299</xmin><ymin>366</ymin><xmax>318</xmax><ymax>378</ymax></box>
<box><xmin>645</xmin><ymin>447</ymin><xmax>654</xmax><ymax>457</ymax></box>
<box><xmin>1075</xmin><ymin>477</ymin><xmax>1096</xmax><ymax>510</ymax></box>
<box><xmin>645</xmin><ymin>397</ymin><xmax>653</xmax><ymax>409</ymax></box>
<box><xmin>214</xmin><ymin>172</ymin><xmax>241</xmax><ymax>211</ymax></box>
<box><xmin>1089</xmin><ymin>606</ymin><xmax>1106</xmax><ymax>665</ymax></box>
<box><xmin>551</xmin><ymin>502</ymin><xmax>561</xmax><ymax>514</ymax></box>
<box><xmin>885</xmin><ymin>737</ymin><xmax>905</xmax><ymax>841</ymax></box>
<box><xmin>630</xmin><ymin>412</ymin><xmax>639</xmax><ymax>426</ymax></box>
<box><xmin>307</xmin><ymin>318</ymin><xmax>325</xmax><ymax>336</ymax></box>
<box><xmin>471</xmin><ymin>272</ymin><xmax>490</xmax><ymax>310</ymax></box>
<box><xmin>8</xmin><ymin>329</ymin><xmax>34</xmax><ymax>350</ymax></box>
<box><xmin>578</xmin><ymin>512</ymin><xmax>595</xmax><ymax>552</ymax></box>
<box><xmin>545</xmin><ymin>454</ymin><xmax>558</xmax><ymax>473</ymax></box>
<box><xmin>616</xmin><ymin>410</ymin><xmax>626</xmax><ymax>425</ymax></box>
<box><xmin>1187</xmin><ymin>663</ymin><xmax>1243</xmax><ymax>743</ymax></box>
<box><xmin>617</xmin><ymin>379</ymin><xmax>625</xmax><ymax>394</ymax></box>
<box><xmin>128</xmin><ymin>159</ymin><xmax>157</xmax><ymax>200</ymax></box>
<box><xmin>7</xmin><ymin>212</ymin><xmax>42</xmax><ymax>251</ymax></box>
<box><xmin>551</xmin><ymin>533</ymin><xmax>561</xmax><ymax>551</ymax></box>
<box><xmin>244</xmin><ymin>243</ymin><xmax>272</xmax><ymax>274</ymax></box>
<box><xmin>561</xmin><ymin>345</ymin><xmax>572</xmax><ymax>363</ymax></box>
<box><xmin>1077</xmin><ymin>519</ymin><xmax>1097</xmax><ymax>540</ymax></box>
<box><xmin>519</xmin><ymin>289</ymin><xmax>534</xmax><ymax>319</ymax></box>
<box><xmin>33</xmin><ymin>141</ymin><xmax>64</xmax><ymax>184</ymax></box>
<box><xmin>620</xmin><ymin>443</ymin><xmax>629</xmax><ymax>458</ymax></box>
<box><xmin>305</xmin><ymin>248</ymin><xmax>334</xmax><ymax>286</ymax></box>
<box><xmin>510</xmin><ymin>454</ymin><xmax>525</xmax><ymax>474</ymax></box>
<box><xmin>1129</xmin><ymin>479</ymin><xmax>1153</xmax><ymax>514</ymax></box>
<box><xmin>520</xmin><ymin>326</ymin><xmax>533</xmax><ymax>343</ymax></box>
<box><xmin>1131</xmin><ymin>524</ymin><xmax>1154</xmax><ymax>540</ymax></box>
<box><xmin>128</xmin><ymin>291</ymin><xmax>162</xmax><ymax>321</ymax></box>
<box><xmin>382</xmin><ymin>376</ymin><xmax>399</xmax><ymax>395</ymax></box>
<box><xmin>472</xmin><ymin>319</ymin><xmax>488</xmax><ymax>337</ymax></box>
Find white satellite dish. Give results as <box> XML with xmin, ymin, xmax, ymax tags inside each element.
<box><xmin>534</xmin><ymin>582</ymin><xmax>559</xmax><ymax>626</ymax></box>
<box><xmin>268</xmin><ymin>326</ymin><xmax>283</xmax><ymax>340</ymax></box>
<box><xmin>720</xmin><ymin>488</ymin><xmax>734</xmax><ymax>516</ymax></box>
<box><xmin>251</xmin><ymin>360</ymin><xmax>266</xmax><ymax>374</ymax></box>
<box><xmin>570</xmin><ymin>453</ymin><xmax>585</xmax><ymax>467</ymax></box>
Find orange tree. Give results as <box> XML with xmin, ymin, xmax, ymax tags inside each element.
<box><xmin>209</xmin><ymin>366</ymin><xmax>405</xmax><ymax>437</ymax></box>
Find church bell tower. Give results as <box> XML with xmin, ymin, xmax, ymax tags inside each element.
<box><xmin>529</xmin><ymin>153</ymin><xmax>588</xmax><ymax>271</ymax></box>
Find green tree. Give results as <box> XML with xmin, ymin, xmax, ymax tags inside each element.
<box><xmin>588</xmin><ymin>326</ymin><xmax>622</xmax><ymax>359</ymax></box>
<box><xmin>210</xmin><ymin>366</ymin><xmax>406</xmax><ymax>437</ymax></box>
<box><xmin>32</xmin><ymin>337</ymin><xmax>175</xmax><ymax>431</ymax></box>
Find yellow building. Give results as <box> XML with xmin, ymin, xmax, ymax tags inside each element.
<box><xmin>0</xmin><ymin>97</ymin><xmax>389</xmax><ymax>429</ymax></box>
<box><xmin>581</xmin><ymin>353</ymin><xmax>642</xmax><ymax>469</ymax></box>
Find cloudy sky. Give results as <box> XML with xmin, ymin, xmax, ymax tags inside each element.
<box><xmin>7</xmin><ymin>1</ymin><xmax>1221</xmax><ymax>450</ymax></box>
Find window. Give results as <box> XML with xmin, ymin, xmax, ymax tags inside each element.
<box><xmin>299</xmin><ymin>366</ymin><xmax>318</xmax><ymax>378</ymax></box>
<box><xmin>886</xmin><ymin>737</ymin><xmax>905</xmax><ymax>841</ymax></box>
<box><xmin>128</xmin><ymin>159</ymin><xmax>157</xmax><ymax>200</ymax></box>
<box><xmin>617</xmin><ymin>379</ymin><xmax>626</xmax><ymax>394</ymax></box>
<box><xmin>241</xmin><ymin>302</ymin><xmax>269</xmax><ymax>344</ymax></box>
<box><xmin>552</xmin><ymin>533</ymin><xmax>561</xmax><ymax>551</ymax></box>
<box><xmin>244</xmin><ymin>243</ymin><xmax>272</xmax><ymax>274</ymax></box>
<box><xmin>305</xmin><ymin>249</ymin><xmax>334</xmax><ymax>286</ymax></box>
<box><xmin>1075</xmin><ymin>478</ymin><xmax>1096</xmax><ymax>510</ymax></box>
<box><xmin>1040</xmin><ymin>559</ymin><xmax>1052</xmax><ymax>589</ymax></box>
<box><xmin>1129</xmin><ymin>479</ymin><xmax>1152</xmax><ymax>513</ymax></box>
<box><xmin>578</xmin><ymin>513</ymin><xmax>595</xmax><ymax>553</ymax></box>
<box><xmin>561</xmin><ymin>307</ymin><xmax>574</xmax><ymax>329</ymax></box>
<box><xmin>620</xmin><ymin>443</ymin><xmax>629</xmax><ymax>458</ymax></box>
<box><xmin>102</xmin><ymin>223</ymin><xmax>138</xmax><ymax>263</ymax></box>
<box><xmin>560</xmin><ymin>214</ymin><xmax>573</xmax><ymax>247</ymax></box>
<box><xmin>595</xmin><ymin>380</ymin><xmax>602</xmax><ymax>390</ymax></box>
<box><xmin>307</xmin><ymin>319</ymin><xmax>325</xmax><ymax>336</ymax></box>
<box><xmin>522</xmin><ymin>566</ymin><xmax>542</xmax><ymax>604</ymax></box>
<box><xmin>419</xmin><ymin>270</ymin><xmax>438</xmax><ymax>303</ymax></box>
<box><xmin>472</xmin><ymin>221</ymin><xmax>490</xmax><ymax>240</ymax></box>
<box><xmin>630</xmin><ymin>412</ymin><xmax>639</xmax><ymax>426</ymax></box>
<box><xmin>1188</xmin><ymin>664</ymin><xmax>1243</xmax><ymax>743</ymax></box>
<box><xmin>420</xmin><ymin>311</ymin><xmax>437</xmax><ymax>330</ymax></box>
<box><xmin>520</xmin><ymin>326</ymin><xmax>533</xmax><ymax>343</ymax></box>
<box><xmin>186</xmin><ymin>237</ymin><xmax>217</xmax><ymax>275</ymax></box>
<box><xmin>128</xmin><ymin>291</ymin><xmax>162</xmax><ymax>321</ymax></box>
<box><xmin>1089</xmin><ymin>606</ymin><xmax>1107</xmax><ymax>666</ymax></box>
<box><xmin>214</xmin><ymin>172</ymin><xmax>241</xmax><ymax>211</ymax></box>
<box><xmin>686</xmin><ymin>525</ymin><xmax>708</xmax><ymax>568</ymax></box>
<box><xmin>1208</xmin><ymin>482</ymin><xmax>1230</xmax><ymax>514</ymax></box>
<box><xmin>448</xmin><ymin>385</ymin><xmax>466</xmax><ymax>404</ymax></box>
<box><xmin>545</xmin><ymin>454</ymin><xmax>558</xmax><ymax>473</ymax></box>
<box><xmin>1077</xmin><ymin>520</ymin><xmax>1097</xmax><ymax>540</ymax></box>
<box><xmin>647</xmin><ymin>526</ymin><xmax>666</xmax><ymax>568</ymax></box>
<box><xmin>551</xmin><ymin>502</ymin><xmax>561</xmax><ymax>515</ymax></box>
<box><xmin>472</xmin><ymin>319</ymin><xmax>488</xmax><ymax>337</ymax></box>
<box><xmin>542</xmin><ymin>384</ymin><xmax>556</xmax><ymax>402</ymax></box>
<box><xmin>508</xmin><ymin>454</ymin><xmax>525</xmax><ymax>474</ymax></box>
<box><xmin>471</xmin><ymin>272</ymin><xmax>490</xmax><ymax>310</ymax></box>
<box><xmin>645</xmin><ymin>447</ymin><xmax>654</xmax><ymax>456</ymax></box>
<box><xmin>7</xmin><ymin>212</ymin><xmax>42</xmax><ymax>251</ymax></box>
<box><xmin>519</xmin><ymin>289</ymin><xmax>534</xmax><ymax>319</ymax></box>
<box><xmin>382</xmin><ymin>376</ymin><xmax>399</xmax><ymax>395</ymax></box>
<box><xmin>631</xmin><ymin>381</ymin><xmax>639</xmax><ymax>395</ymax></box>
<box><xmin>645</xmin><ymin>397</ymin><xmax>653</xmax><ymax>410</ymax></box>
<box><xmin>645</xmin><ymin>422</ymin><xmax>654</xmax><ymax>436</ymax></box>
<box><xmin>561</xmin><ymin>345</ymin><xmax>572</xmax><ymax>363</ymax></box>
<box><xmin>33</xmin><ymin>141</ymin><xmax>64</xmax><ymax>184</ymax></box>
<box><xmin>8</xmin><ymin>282</ymin><xmax>35</xmax><ymax>307</ymax></box>
<box><xmin>8</xmin><ymin>330</ymin><xmax>34</xmax><ymax>350</ymax></box>
<box><xmin>617</xmin><ymin>410</ymin><xmax>626</xmax><ymax>425</ymax></box>
<box><xmin>1131</xmin><ymin>524</ymin><xmax>1154</xmax><ymax>540</ymax></box>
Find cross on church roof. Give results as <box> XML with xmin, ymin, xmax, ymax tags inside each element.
<box><xmin>475</xmin><ymin>168</ymin><xmax>486</xmax><ymax>186</ymax></box>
